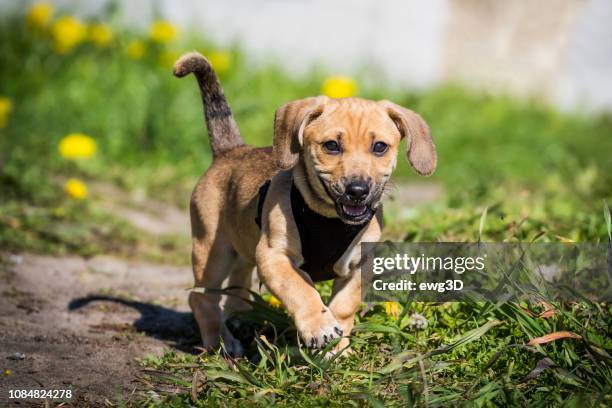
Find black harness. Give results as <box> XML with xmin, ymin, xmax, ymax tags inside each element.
<box><xmin>255</xmin><ymin>181</ymin><xmax>367</xmax><ymax>282</ymax></box>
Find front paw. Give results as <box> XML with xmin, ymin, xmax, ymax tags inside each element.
<box><xmin>221</xmin><ymin>332</ymin><xmax>244</xmax><ymax>358</ymax></box>
<box><xmin>296</xmin><ymin>307</ymin><xmax>344</xmax><ymax>350</ymax></box>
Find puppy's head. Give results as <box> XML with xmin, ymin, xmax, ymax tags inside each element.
<box><xmin>273</xmin><ymin>96</ymin><xmax>436</xmax><ymax>225</ymax></box>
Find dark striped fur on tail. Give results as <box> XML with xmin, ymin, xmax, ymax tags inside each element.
<box><xmin>173</xmin><ymin>52</ymin><xmax>244</xmax><ymax>158</ymax></box>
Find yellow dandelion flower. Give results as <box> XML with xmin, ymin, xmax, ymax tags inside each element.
<box><xmin>0</xmin><ymin>97</ymin><xmax>13</xmax><ymax>128</ymax></box>
<box><xmin>58</xmin><ymin>133</ymin><xmax>97</xmax><ymax>160</ymax></box>
<box><xmin>4</xmin><ymin>369</ymin><xmax>12</xmax><ymax>376</ymax></box>
<box><xmin>384</xmin><ymin>301</ymin><xmax>400</xmax><ymax>320</ymax></box>
<box><xmin>52</xmin><ymin>16</ymin><xmax>86</xmax><ymax>54</ymax></box>
<box><xmin>267</xmin><ymin>295</ymin><xmax>282</xmax><ymax>308</ymax></box>
<box><xmin>26</xmin><ymin>2</ymin><xmax>53</xmax><ymax>29</ymax></box>
<box><xmin>126</xmin><ymin>39</ymin><xmax>146</xmax><ymax>60</ymax></box>
<box><xmin>149</xmin><ymin>21</ymin><xmax>177</xmax><ymax>43</ymax></box>
<box><xmin>321</xmin><ymin>76</ymin><xmax>357</xmax><ymax>98</ymax></box>
<box><xmin>64</xmin><ymin>178</ymin><xmax>88</xmax><ymax>200</ymax></box>
<box><xmin>89</xmin><ymin>23</ymin><xmax>113</xmax><ymax>47</ymax></box>
<box><xmin>158</xmin><ymin>50</ymin><xmax>180</xmax><ymax>68</ymax></box>
<box><xmin>207</xmin><ymin>51</ymin><xmax>231</xmax><ymax>75</ymax></box>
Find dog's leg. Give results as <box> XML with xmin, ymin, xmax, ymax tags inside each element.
<box><xmin>190</xmin><ymin>234</ymin><xmax>244</xmax><ymax>356</ymax></box>
<box><xmin>224</xmin><ymin>257</ymin><xmax>255</xmax><ymax>315</ymax></box>
<box><xmin>221</xmin><ymin>258</ymin><xmax>255</xmax><ymax>345</ymax></box>
<box><xmin>256</xmin><ymin>252</ymin><xmax>344</xmax><ymax>349</ymax></box>
<box><xmin>256</xmin><ymin>172</ymin><xmax>344</xmax><ymax>349</ymax></box>
<box><xmin>328</xmin><ymin>270</ymin><xmax>362</xmax><ymax>354</ymax></box>
<box><xmin>328</xmin><ymin>210</ymin><xmax>383</xmax><ymax>355</ymax></box>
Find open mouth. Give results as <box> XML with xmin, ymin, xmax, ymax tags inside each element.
<box><xmin>341</xmin><ymin>204</ymin><xmax>367</xmax><ymax>217</ymax></box>
<box><xmin>337</xmin><ymin>202</ymin><xmax>373</xmax><ymax>224</ymax></box>
<box><xmin>317</xmin><ymin>176</ymin><xmax>375</xmax><ymax>224</ymax></box>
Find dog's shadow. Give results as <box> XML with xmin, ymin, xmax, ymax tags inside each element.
<box><xmin>68</xmin><ymin>295</ymin><xmax>200</xmax><ymax>352</ymax></box>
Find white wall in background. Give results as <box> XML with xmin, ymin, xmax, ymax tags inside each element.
<box><xmin>556</xmin><ymin>0</ymin><xmax>612</xmax><ymax>111</ymax></box>
<box><xmin>158</xmin><ymin>0</ymin><xmax>448</xmax><ymax>89</ymax></box>
<box><xmin>3</xmin><ymin>0</ymin><xmax>612</xmax><ymax>112</ymax></box>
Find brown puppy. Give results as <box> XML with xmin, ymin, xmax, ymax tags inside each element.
<box><xmin>174</xmin><ymin>52</ymin><xmax>436</xmax><ymax>356</ymax></box>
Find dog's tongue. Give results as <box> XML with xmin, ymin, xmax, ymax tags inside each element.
<box><xmin>342</xmin><ymin>204</ymin><xmax>367</xmax><ymax>217</ymax></box>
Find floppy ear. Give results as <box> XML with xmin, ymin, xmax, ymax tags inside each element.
<box><xmin>273</xmin><ymin>96</ymin><xmax>328</xmax><ymax>170</ymax></box>
<box><xmin>379</xmin><ymin>100</ymin><xmax>437</xmax><ymax>176</ymax></box>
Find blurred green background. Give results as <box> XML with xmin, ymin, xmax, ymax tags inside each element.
<box><xmin>1</xmin><ymin>2</ymin><xmax>611</xmax><ymax>258</ymax></box>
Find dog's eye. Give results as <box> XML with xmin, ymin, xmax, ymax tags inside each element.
<box><xmin>323</xmin><ymin>140</ymin><xmax>341</xmax><ymax>153</ymax></box>
<box><xmin>372</xmin><ymin>141</ymin><xmax>388</xmax><ymax>155</ymax></box>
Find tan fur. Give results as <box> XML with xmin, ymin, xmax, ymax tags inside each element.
<box><xmin>181</xmin><ymin>60</ymin><xmax>437</xmax><ymax>355</ymax></box>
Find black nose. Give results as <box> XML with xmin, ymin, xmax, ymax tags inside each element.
<box><xmin>346</xmin><ymin>181</ymin><xmax>370</xmax><ymax>201</ymax></box>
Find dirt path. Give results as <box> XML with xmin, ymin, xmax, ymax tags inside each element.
<box><xmin>0</xmin><ymin>181</ymin><xmax>442</xmax><ymax>406</ymax></box>
<box><xmin>0</xmin><ymin>254</ymin><xmax>196</xmax><ymax>406</ymax></box>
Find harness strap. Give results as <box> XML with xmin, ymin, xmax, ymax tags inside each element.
<box><xmin>254</xmin><ymin>180</ymin><xmax>271</xmax><ymax>229</ymax></box>
<box><xmin>254</xmin><ymin>180</ymin><xmax>367</xmax><ymax>282</ymax></box>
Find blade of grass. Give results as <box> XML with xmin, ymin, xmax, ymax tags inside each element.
<box><xmin>604</xmin><ymin>200</ymin><xmax>611</xmax><ymax>241</ymax></box>
<box><xmin>478</xmin><ymin>206</ymin><xmax>489</xmax><ymax>242</ymax></box>
<box><xmin>527</xmin><ymin>331</ymin><xmax>582</xmax><ymax>346</ymax></box>
<box><xmin>381</xmin><ymin>320</ymin><xmax>501</xmax><ymax>374</ymax></box>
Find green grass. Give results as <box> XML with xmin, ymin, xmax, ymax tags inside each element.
<box><xmin>1</xmin><ymin>7</ymin><xmax>611</xmax><ymax>407</ymax></box>
<box><xmin>136</xmin><ymin>292</ymin><xmax>611</xmax><ymax>406</ymax></box>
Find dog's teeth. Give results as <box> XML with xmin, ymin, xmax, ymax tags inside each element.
<box><xmin>342</xmin><ymin>204</ymin><xmax>367</xmax><ymax>216</ymax></box>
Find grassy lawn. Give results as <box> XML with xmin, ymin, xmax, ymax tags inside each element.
<box><xmin>1</xmin><ymin>6</ymin><xmax>611</xmax><ymax>406</ymax></box>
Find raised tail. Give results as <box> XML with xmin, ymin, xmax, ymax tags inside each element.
<box><xmin>173</xmin><ymin>52</ymin><xmax>244</xmax><ymax>158</ymax></box>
